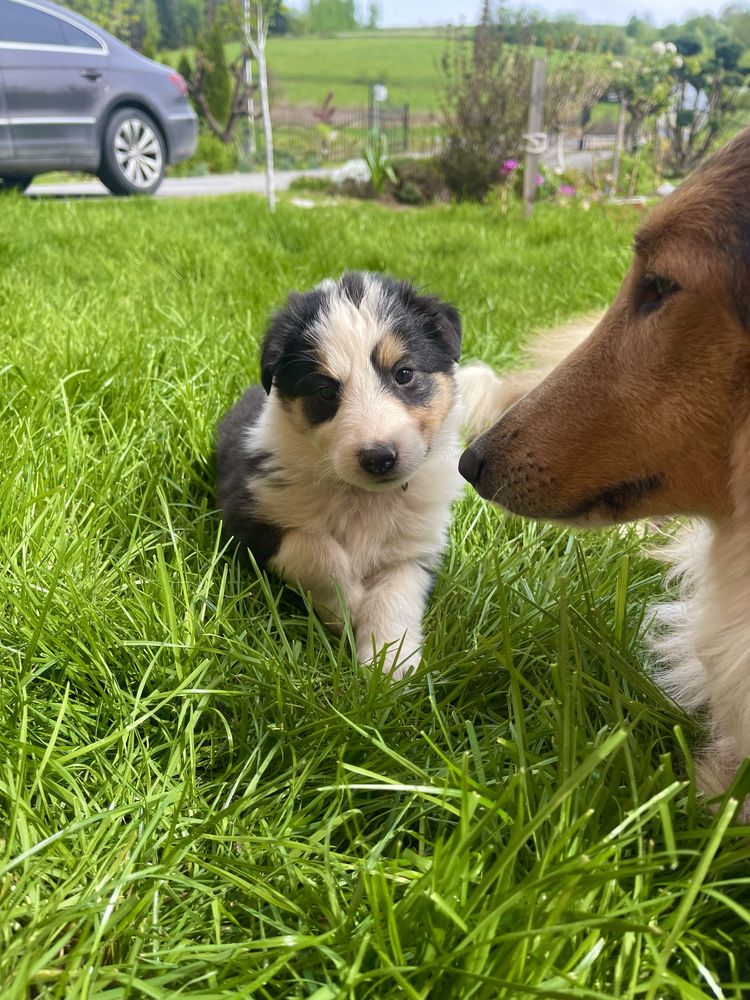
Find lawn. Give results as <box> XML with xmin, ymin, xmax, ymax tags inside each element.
<box><xmin>1</xmin><ymin>195</ymin><xmax>749</xmax><ymax>998</ymax></box>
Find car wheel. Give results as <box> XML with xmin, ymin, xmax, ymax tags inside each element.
<box><xmin>0</xmin><ymin>176</ymin><xmax>32</xmax><ymax>194</ymax></box>
<box><xmin>99</xmin><ymin>108</ymin><xmax>165</xmax><ymax>196</ymax></box>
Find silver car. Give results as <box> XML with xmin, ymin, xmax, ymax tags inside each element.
<box><xmin>0</xmin><ymin>0</ymin><xmax>197</xmax><ymax>194</ymax></box>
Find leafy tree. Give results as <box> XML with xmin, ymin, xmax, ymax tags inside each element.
<box><xmin>63</xmin><ymin>0</ymin><xmax>133</xmax><ymax>37</ymax></box>
<box><xmin>306</xmin><ymin>0</ymin><xmax>357</xmax><ymax>33</ymax></box>
<box><xmin>673</xmin><ymin>35</ymin><xmax>703</xmax><ymax>56</ymax></box>
<box><xmin>177</xmin><ymin>51</ymin><xmax>193</xmax><ymax>86</ymax></box>
<box><xmin>154</xmin><ymin>0</ymin><xmax>180</xmax><ymax>48</ymax></box>
<box><xmin>662</xmin><ymin>36</ymin><xmax>750</xmax><ymax>173</ymax></box>
<box><xmin>179</xmin><ymin>1</ymin><xmax>203</xmax><ymax>45</ymax></box>
<box><xmin>715</xmin><ymin>37</ymin><xmax>744</xmax><ymax>71</ymax></box>
<box><xmin>545</xmin><ymin>53</ymin><xmax>609</xmax><ymax>169</ymax></box>
<box><xmin>439</xmin><ymin>3</ymin><xmax>533</xmax><ymax>201</ymax></box>
<box><xmin>201</xmin><ymin>22</ymin><xmax>232</xmax><ymax>124</ymax></box>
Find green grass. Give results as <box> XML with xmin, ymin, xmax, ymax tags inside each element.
<box><xmin>1</xmin><ymin>195</ymin><xmax>749</xmax><ymax>998</ymax></box>
<box><xmin>265</xmin><ymin>33</ymin><xmax>448</xmax><ymax>112</ymax></box>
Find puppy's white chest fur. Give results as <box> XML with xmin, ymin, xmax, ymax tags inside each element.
<box><xmin>249</xmin><ymin>395</ymin><xmax>464</xmax><ymax>584</ymax></box>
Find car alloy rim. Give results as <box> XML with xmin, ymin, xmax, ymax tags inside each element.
<box><xmin>114</xmin><ymin>118</ymin><xmax>163</xmax><ymax>188</ymax></box>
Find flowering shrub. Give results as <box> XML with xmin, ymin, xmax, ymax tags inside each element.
<box><xmin>331</xmin><ymin>159</ymin><xmax>371</xmax><ymax>186</ymax></box>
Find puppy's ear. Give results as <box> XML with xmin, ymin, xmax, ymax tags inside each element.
<box><xmin>260</xmin><ymin>313</ymin><xmax>286</xmax><ymax>394</ymax></box>
<box><xmin>260</xmin><ymin>289</ymin><xmax>327</xmax><ymax>394</ymax></box>
<box><xmin>396</xmin><ymin>282</ymin><xmax>463</xmax><ymax>362</ymax></box>
<box><xmin>433</xmin><ymin>300</ymin><xmax>462</xmax><ymax>362</ymax></box>
<box><xmin>417</xmin><ymin>293</ymin><xmax>462</xmax><ymax>362</ymax></box>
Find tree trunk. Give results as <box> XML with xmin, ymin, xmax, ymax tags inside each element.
<box><xmin>244</xmin><ymin>5</ymin><xmax>275</xmax><ymax>212</ymax></box>
<box><xmin>256</xmin><ymin>9</ymin><xmax>275</xmax><ymax>212</ymax></box>
<box><xmin>242</xmin><ymin>0</ymin><xmax>256</xmax><ymax>157</ymax></box>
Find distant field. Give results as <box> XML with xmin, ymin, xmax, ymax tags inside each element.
<box><xmin>171</xmin><ymin>31</ymin><xmax>449</xmax><ymax>113</ymax></box>
<box><xmin>265</xmin><ymin>33</ymin><xmax>447</xmax><ymax>112</ymax></box>
<box><xmin>168</xmin><ymin>30</ymin><xmax>609</xmax><ymax>117</ymax></box>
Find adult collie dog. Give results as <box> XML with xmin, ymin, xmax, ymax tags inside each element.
<box><xmin>460</xmin><ymin>127</ymin><xmax>750</xmax><ymax>810</ymax></box>
<box><xmin>217</xmin><ymin>271</ymin><xmax>511</xmax><ymax>678</ymax></box>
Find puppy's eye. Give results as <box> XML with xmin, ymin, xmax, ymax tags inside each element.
<box><xmin>317</xmin><ymin>384</ymin><xmax>337</xmax><ymax>401</ymax></box>
<box><xmin>637</xmin><ymin>275</ymin><xmax>679</xmax><ymax>312</ymax></box>
<box><xmin>394</xmin><ymin>367</ymin><xmax>414</xmax><ymax>385</ymax></box>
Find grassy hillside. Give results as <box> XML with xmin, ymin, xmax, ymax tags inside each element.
<box><xmin>1</xmin><ymin>193</ymin><xmax>749</xmax><ymax>996</ymax></box>
<box><xmin>265</xmin><ymin>32</ymin><xmax>447</xmax><ymax>111</ymax></box>
<box><xmin>169</xmin><ymin>30</ymin><xmax>611</xmax><ymax>116</ymax></box>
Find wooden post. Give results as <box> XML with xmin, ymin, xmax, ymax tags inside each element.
<box><xmin>523</xmin><ymin>57</ymin><xmax>547</xmax><ymax>218</ymax></box>
<box><xmin>610</xmin><ymin>94</ymin><xmax>627</xmax><ymax>200</ymax></box>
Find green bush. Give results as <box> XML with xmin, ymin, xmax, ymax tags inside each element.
<box><xmin>440</xmin><ymin>145</ymin><xmax>499</xmax><ymax>202</ymax></box>
<box><xmin>202</xmin><ymin>23</ymin><xmax>231</xmax><ymax>124</ymax></box>
<box><xmin>169</xmin><ymin>130</ymin><xmax>240</xmax><ymax>176</ymax></box>
<box><xmin>390</xmin><ymin>157</ymin><xmax>448</xmax><ymax>204</ymax></box>
<box><xmin>177</xmin><ymin>50</ymin><xmax>193</xmax><ymax>87</ymax></box>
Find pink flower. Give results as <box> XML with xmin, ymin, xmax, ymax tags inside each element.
<box><xmin>560</xmin><ymin>184</ymin><xmax>576</xmax><ymax>196</ymax></box>
<box><xmin>536</xmin><ymin>173</ymin><xmax>544</xmax><ymax>186</ymax></box>
<box><xmin>501</xmin><ymin>159</ymin><xmax>518</xmax><ymax>174</ymax></box>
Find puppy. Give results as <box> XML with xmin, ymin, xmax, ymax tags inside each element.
<box><xmin>217</xmin><ymin>271</ymin><xmax>511</xmax><ymax>678</ymax></box>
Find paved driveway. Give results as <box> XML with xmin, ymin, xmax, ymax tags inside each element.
<box><xmin>26</xmin><ymin>144</ymin><xmax>611</xmax><ymax>200</ymax></box>
<box><xmin>27</xmin><ymin>168</ymin><xmax>335</xmax><ymax>199</ymax></box>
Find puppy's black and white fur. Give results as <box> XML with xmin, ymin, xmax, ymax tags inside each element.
<box><xmin>217</xmin><ymin>271</ymin><xmax>509</xmax><ymax>677</ymax></box>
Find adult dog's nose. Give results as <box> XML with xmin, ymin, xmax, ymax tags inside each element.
<box><xmin>359</xmin><ymin>443</ymin><xmax>398</xmax><ymax>477</ymax></box>
<box><xmin>458</xmin><ymin>445</ymin><xmax>484</xmax><ymax>486</ymax></box>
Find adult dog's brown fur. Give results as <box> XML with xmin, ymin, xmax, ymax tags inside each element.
<box><xmin>460</xmin><ymin>127</ymin><xmax>750</xmax><ymax>811</ymax></box>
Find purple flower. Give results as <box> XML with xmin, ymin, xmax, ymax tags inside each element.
<box><xmin>501</xmin><ymin>158</ymin><xmax>518</xmax><ymax>174</ymax></box>
<box><xmin>535</xmin><ymin>173</ymin><xmax>544</xmax><ymax>186</ymax></box>
<box><xmin>559</xmin><ymin>184</ymin><xmax>576</xmax><ymax>196</ymax></box>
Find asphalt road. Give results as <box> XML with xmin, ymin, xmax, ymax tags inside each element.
<box><xmin>27</xmin><ymin>167</ymin><xmax>335</xmax><ymax>199</ymax></box>
<box><xmin>26</xmin><ymin>146</ymin><xmax>612</xmax><ymax>200</ymax></box>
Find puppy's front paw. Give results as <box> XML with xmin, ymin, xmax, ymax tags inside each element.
<box><xmin>357</xmin><ymin>632</ymin><xmax>423</xmax><ymax>681</ymax></box>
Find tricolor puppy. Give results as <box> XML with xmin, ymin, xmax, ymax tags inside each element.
<box><xmin>217</xmin><ymin>271</ymin><xmax>509</xmax><ymax>678</ymax></box>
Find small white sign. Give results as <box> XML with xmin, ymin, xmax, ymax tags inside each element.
<box><xmin>373</xmin><ymin>84</ymin><xmax>388</xmax><ymax>103</ymax></box>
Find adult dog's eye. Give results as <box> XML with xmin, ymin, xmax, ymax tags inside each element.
<box><xmin>637</xmin><ymin>275</ymin><xmax>679</xmax><ymax>312</ymax></box>
<box><xmin>394</xmin><ymin>367</ymin><xmax>414</xmax><ymax>385</ymax></box>
<box><xmin>317</xmin><ymin>384</ymin><xmax>337</xmax><ymax>401</ymax></box>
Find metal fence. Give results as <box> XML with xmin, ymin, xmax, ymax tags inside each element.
<box><xmin>262</xmin><ymin>102</ymin><xmax>410</xmax><ymax>166</ymax></box>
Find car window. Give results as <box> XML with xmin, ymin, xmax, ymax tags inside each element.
<box><xmin>0</xmin><ymin>1</ymin><xmax>103</xmax><ymax>49</ymax></box>
<box><xmin>0</xmin><ymin>1</ymin><xmax>65</xmax><ymax>44</ymax></box>
<box><xmin>60</xmin><ymin>19</ymin><xmax>102</xmax><ymax>49</ymax></box>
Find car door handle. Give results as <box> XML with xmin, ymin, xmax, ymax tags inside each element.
<box><xmin>80</xmin><ymin>70</ymin><xmax>102</xmax><ymax>81</ymax></box>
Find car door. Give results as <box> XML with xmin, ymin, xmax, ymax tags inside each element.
<box><xmin>0</xmin><ymin>0</ymin><xmax>109</xmax><ymax>168</ymax></box>
<box><xmin>0</xmin><ymin>71</ymin><xmax>13</xmax><ymax>160</ymax></box>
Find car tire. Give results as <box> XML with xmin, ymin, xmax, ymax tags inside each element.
<box><xmin>98</xmin><ymin>107</ymin><xmax>165</xmax><ymax>196</ymax></box>
<box><xmin>0</xmin><ymin>176</ymin><xmax>32</xmax><ymax>194</ymax></box>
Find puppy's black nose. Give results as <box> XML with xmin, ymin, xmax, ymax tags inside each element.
<box><xmin>359</xmin><ymin>443</ymin><xmax>398</xmax><ymax>477</ymax></box>
<box><xmin>459</xmin><ymin>445</ymin><xmax>484</xmax><ymax>486</ymax></box>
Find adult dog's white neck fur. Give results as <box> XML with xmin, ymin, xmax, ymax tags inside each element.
<box><xmin>651</xmin><ymin>517</ymin><xmax>750</xmax><ymax>804</ymax></box>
